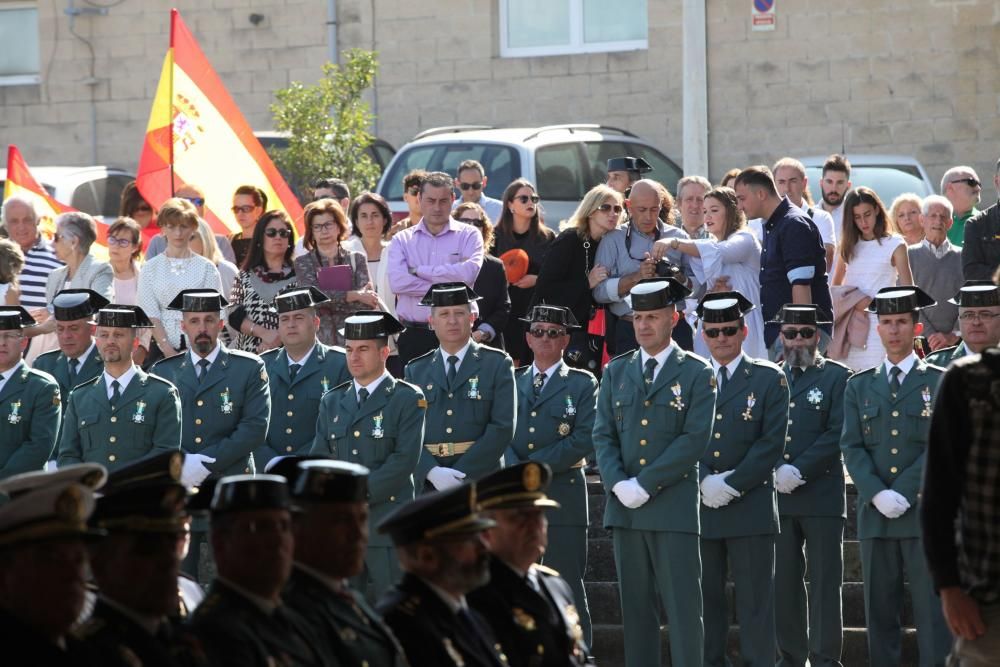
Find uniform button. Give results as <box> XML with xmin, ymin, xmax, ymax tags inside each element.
<box><xmin>891</xmin><ymin>448</ymin><xmax>898</xmax><ymax>454</ymax></box>
<box><xmin>713</xmin><ymin>451</ymin><xmax>720</xmax><ymax>458</ymax></box>
<box><xmin>786</xmin><ymin>436</ymin><xmax>792</xmax><ymax>442</ymax></box>
<box><xmin>714</xmin><ymin>432</ymin><xmax>721</xmax><ymax>439</ymax></box>
<box><xmin>196</xmin><ymin>400</ymin><xmax>204</xmax><ymax>407</ymax></box>
<box><xmin>784</xmin><ymin>453</ymin><xmax>790</xmax><ymax>460</ymax></box>
<box><xmin>447</xmin><ymin>409</ymin><xmax>454</xmax><ymax>416</ymax></box>
<box><xmin>616</xmin><ymin>401</ymin><xmax>621</xmax><ymax>406</ymax></box>
<box><xmin>108</xmin><ymin>454</ymin><xmax>116</xmax><ymax>462</ymax></box>
<box><xmin>890</xmin><ymin>466</ymin><xmax>898</xmax><ymax>474</ymax></box>
<box><xmin>194</xmin><ymin>437</ymin><xmax>202</xmax><ymax>444</ymax></box>
<box><xmin>352</xmin><ymin>449</ymin><xmax>358</xmax><ymax>455</ymax></box>
<box><xmin>640</xmin><ymin>439</ymin><xmax>647</xmax><ymax>446</ymax></box>
<box><xmin>446</xmin><ymin>427</ymin><xmax>453</xmax><ymax>434</ymax></box>
<box><xmin>109</xmin><ymin>436</ymin><xmax>116</xmax><ymax>443</ymax></box>
<box><xmin>354</xmin><ymin>431</ymin><xmax>361</xmax><ymax>437</ymax></box>
<box><xmin>530</xmin><ymin>411</ymin><xmax>537</xmax><ymax>417</ymax></box>
<box><xmin>644</xmin><ymin>400</ymin><xmax>651</xmax><ymax>407</ymax></box>
<box><xmin>389</xmin><ymin>496</ymin><xmax>395</xmax><ymax>502</ymax></box>
<box><xmin>570</xmin><ymin>478</ymin><xmax>575</xmax><ymax>484</ymax></box>
<box><xmin>639</xmin><ymin>458</ymin><xmax>646</xmax><ymax>465</ymax></box>
<box><xmin>787</xmin><ymin>419</ymin><xmax>793</xmax><ymax>425</ymax></box>
<box><xmin>285</xmin><ymin>427</ymin><xmax>293</xmax><ymax>434</ymax></box>
<box><xmin>286</xmin><ymin>411</ymin><xmax>293</xmax><ymax>417</ymax></box>
<box><xmin>789</xmin><ymin>402</ymin><xmax>795</xmax><ymax>408</ymax></box>
<box><xmin>528</xmin><ymin>444</ymin><xmax>534</xmax><ymax>450</ymax></box>
<box><xmin>244</xmin><ymin>467</ymin><xmax>251</xmax><ymax>473</ymax></box>
<box><xmin>287</xmin><ymin>394</ymin><xmax>294</xmax><ymax>400</ymax></box>
<box><xmin>528</xmin><ymin>427</ymin><xmax>535</xmax><ymax>433</ymax></box>
<box><xmin>891</xmin><ymin>429</ymin><xmax>899</xmax><ymax>436</ymax></box>
<box><xmin>286</xmin><ymin>446</ymin><xmax>293</xmax><ymax>452</ymax></box>
<box><xmin>892</xmin><ymin>410</ymin><xmax>900</xmax><ymax>417</ymax></box>
<box><xmin>110</xmin><ymin>416</ymin><xmax>117</xmax><ymax>423</ymax></box>
<box><xmin>448</xmin><ymin>393</ymin><xmax>454</xmax><ymax>399</ymax></box>
<box><xmin>195</xmin><ymin>418</ymin><xmax>202</xmax><ymax>425</ymax></box>
<box><xmin>716</xmin><ymin>413</ymin><xmax>722</xmax><ymax>420</ymax></box>
<box><xmin>641</xmin><ymin>419</ymin><xmax>648</xmax><ymax>426</ymax></box>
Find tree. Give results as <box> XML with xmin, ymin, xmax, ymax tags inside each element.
<box><xmin>270</xmin><ymin>49</ymin><xmax>380</xmax><ymax>202</ymax></box>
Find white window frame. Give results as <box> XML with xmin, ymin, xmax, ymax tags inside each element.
<box><xmin>499</xmin><ymin>0</ymin><xmax>648</xmax><ymax>58</ymax></box>
<box><xmin>0</xmin><ymin>1</ymin><xmax>41</xmax><ymax>86</ymax></box>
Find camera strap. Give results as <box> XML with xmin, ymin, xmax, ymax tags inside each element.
<box><xmin>624</xmin><ymin>219</ymin><xmax>662</xmax><ymax>255</ymax></box>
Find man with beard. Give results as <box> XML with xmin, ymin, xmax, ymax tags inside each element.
<box><xmin>0</xmin><ymin>464</ymin><xmax>107</xmax><ymax>666</ymax></box>
<box><xmin>377</xmin><ymin>483</ymin><xmax>506</xmax><ymax>667</ymax></box>
<box><xmin>817</xmin><ymin>154</ymin><xmax>852</xmax><ymax>232</ymax></box>
<box><xmin>908</xmin><ymin>195</ymin><xmax>963</xmax><ymax>353</ymax></box>
<box><xmin>771</xmin><ymin>305</ymin><xmax>850</xmax><ymax>667</ymax></box>
<box><xmin>468</xmin><ymin>462</ymin><xmax>593</xmax><ymax>666</ymax></box>
<box><xmin>773</xmin><ymin>157</ymin><xmax>837</xmax><ymax>271</ymax></box>
<box><xmin>33</xmin><ymin>289</ymin><xmax>108</xmax><ymax>400</ymax></box>
<box><xmin>926</xmin><ymin>281</ymin><xmax>1000</xmax><ymax>367</ymax></box>
<box><xmin>188</xmin><ymin>474</ymin><xmax>332</xmax><ymax>666</ymax></box>
<box><xmin>280</xmin><ymin>458</ymin><xmax>408</xmax><ymax>667</ymax></box>
<box><xmin>255</xmin><ymin>286</ymin><xmax>349</xmax><ymax>470</ymax></box>
<box><xmin>59</xmin><ymin>305</ymin><xmax>181</xmax><ymax>471</ymax></box>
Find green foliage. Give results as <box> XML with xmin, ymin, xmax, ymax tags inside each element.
<box><xmin>270</xmin><ymin>49</ymin><xmax>380</xmax><ymax>202</ymax></box>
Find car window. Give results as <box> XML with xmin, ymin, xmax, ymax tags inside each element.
<box><xmin>581</xmin><ymin>141</ymin><xmax>683</xmax><ymax>195</ymax></box>
<box><xmin>381</xmin><ymin>144</ymin><xmax>521</xmax><ymax>200</ymax></box>
<box><xmin>370</xmin><ymin>141</ymin><xmax>396</xmax><ymax>171</ymax></box>
<box><xmin>70</xmin><ymin>181</ymin><xmax>99</xmax><ymax>215</ymax></box>
<box><xmin>804</xmin><ymin>165</ymin><xmax>932</xmax><ymax>208</ymax></box>
<box><xmin>536</xmin><ymin>143</ymin><xmax>587</xmax><ymax>201</ymax></box>
<box><xmin>68</xmin><ymin>174</ymin><xmax>133</xmax><ymax>218</ymax></box>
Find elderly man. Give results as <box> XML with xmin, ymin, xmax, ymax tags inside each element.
<box><xmin>926</xmin><ymin>281</ymin><xmax>1000</xmax><ymax>367</ymax></box>
<box><xmin>605</xmin><ymin>156</ymin><xmax>652</xmax><ymax>196</ymax></box>
<box><xmin>942</xmin><ymin>166</ymin><xmax>983</xmax><ymax>246</ymax></box>
<box><xmin>774</xmin><ymin>157</ymin><xmax>837</xmax><ymax>271</ymax></box>
<box><xmin>1</xmin><ymin>195</ymin><xmax>62</xmax><ymax>323</ymax></box>
<box><xmin>907</xmin><ymin>195</ymin><xmax>963</xmax><ymax>352</ymax></box>
<box><xmin>593</xmin><ymin>179</ymin><xmax>697</xmax><ymax>355</ymax></box>
<box><xmin>962</xmin><ymin>158</ymin><xmax>1000</xmax><ymax>280</ymax></box>
<box><xmin>676</xmin><ymin>175</ymin><xmax>713</xmax><ymax>239</ymax></box>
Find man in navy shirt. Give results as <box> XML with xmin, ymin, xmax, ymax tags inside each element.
<box><xmin>735</xmin><ymin>166</ymin><xmax>832</xmax><ymax>353</ymax></box>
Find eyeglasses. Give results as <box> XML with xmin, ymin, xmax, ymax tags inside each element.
<box><xmin>406</xmin><ymin>186</ymin><xmax>421</xmax><ymax>196</ymax></box>
<box><xmin>596</xmin><ymin>203</ymin><xmax>623</xmax><ymax>214</ymax></box>
<box><xmin>950</xmin><ymin>178</ymin><xmax>982</xmax><ymax>188</ymax></box>
<box><xmin>703</xmin><ymin>326</ymin><xmax>740</xmax><ymax>338</ymax></box>
<box><xmin>457</xmin><ymin>217</ymin><xmax>485</xmax><ymax>227</ymax></box>
<box><xmin>0</xmin><ymin>332</ymin><xmax>24</xmax><ymax>343</ymax></box>
<box><xmin>458</xmin><ymin>182</ymin><xmax>483</xmax><ymax>191</ymax></box>
<box><xmin>958</xmin><ymin>311</ymin><xmax>1000</xmax><ymax>321</ymax></box>
<box><xmin>781</xmin><ymin>327</ymin><xmax>816</xmax><ymax>339</ymax></box>
<box><xmin>529</xmin><ymin>328</ymin><xmax>566</xmax><ymax>338</ymax></box>
<box><xmin>514</xmin><ymin>195</ymin><xmax>540</xmax><ymax>204</ymax></box>
<box><xmin>312</xmin><ymin>222</ymin><xmax>335</xmax><ymax>232</ymax></box>
<box><xmin>107</xmin><ymin>236</ymin><xmax>135</xmax><ymax>248</ymax></box>
<box><xmin>231</xmin><ymin>204</ymin><xmax>257</xmax><ymax>215</ymax></box>
<box><xmin>182</xmin><ymin>196</ymin><xmax>205</xmax><ymax>207</ymax></box>
<box><xmin>264</xmin><ymin>228</ymin><xmax>291</xmax><ymax>239</ymax></box>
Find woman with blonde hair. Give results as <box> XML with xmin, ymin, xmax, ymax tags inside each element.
<box><xmin>0</xmin><ymin>239</ymin><xmax>25</xmax><ymax>306</ymax></box>
<box><xmin>653</xmin><ymin>186</ymin><xmax>766</xmax><ymax>358</ymax></box>
<box><xmin>889</xmin><ymin>192</ymin><xmax>924</xmax><ymax>246</ymax></box>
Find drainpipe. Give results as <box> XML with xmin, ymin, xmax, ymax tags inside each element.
<box><xmin>682</xmin><ymin>0</ymin><xmax>709</xmax><ymax>177</ymax></box>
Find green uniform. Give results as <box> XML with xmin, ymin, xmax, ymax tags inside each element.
<box><xmin>404</xmin><ymin>341</ymin><xmax>515</xmax><ymax>488</ymax></box>
<box><xmin>152</xmin><ymin>346</ymin><xmax>270</xmax><ymax>477</ymax></box>
<box><xmin>0</xmin><ymin>363</ymin><xmax>61</xmax><ymax>479</ymax></box>
<box><xmin>775</xmin><ymin>357</ymin><xmax>850</xmax><ymax>667</ymax></box>
<box><xmin>841</xmin><ymin>357</ymin><xmax>952</xmax><ymax>666</ymax></box>
<box><xmin>593</xmin><ymin>346</ymin><xmax>716</xmax><ymax>667</ymax></box>
<box><xmin>924</xmin><ymin>342</ymin><xmax>968</xmax><ymax>368</ymax></box>
<box><xmin>256</xmin><ymin>343</ymin><xmax>349</xmax><ymax>467</ymax></box>
<box><xmin>699</xmin><ymin>355</ymin><xmax>788</xmax><ymax>667</ymax></box>
<box><xmin>33</xmin><ymin>345</ymin><xmax>103</xmax><ymax>400</ymax></box>
<box><xmin>310</xmin><ymin>374</ymin><xmax>426</xmax><ymax>598</ymax></box>
<box><xmin>506</xmin><ymin>360</ymin><xmax>597</xmax><ymax>646</ymax></box>
<box><xmin>57</xmin><ymin>367</ymin><xmax>181</xmax><ymax>472</ymax></box>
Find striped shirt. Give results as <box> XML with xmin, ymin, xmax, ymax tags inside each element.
<box><xmin>18</xmin><ymin>237</ymin><xmax>63</xmax><ymax>310</ymax></box>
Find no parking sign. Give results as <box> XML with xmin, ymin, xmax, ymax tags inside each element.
<box><xmin>752</xmin><ymin>0</ymin><xmax>776</xmax><ymax>31</ymax></box>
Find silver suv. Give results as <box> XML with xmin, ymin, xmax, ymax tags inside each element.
<box><xmin>376</xmin><ymin>125</ymin><xmax>682</xmax><ymax>226</ymax></box>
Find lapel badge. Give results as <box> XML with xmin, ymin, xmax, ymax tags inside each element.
<box><xmin>7</xmin><ymin>400</ymin><xmax>22</xmax><ymax>425</ymax></box>
<box><xmin>806</xmin><ymin>387</ymin><xmax>823</xmax><ymax>406</ymax></box>
<box><xmin>921</xmin><ymin>386</ymin><xmax>933</xmax><ymax>417</ymax></box>
<box><xmin>564</xmin><ymin>395</ymin><xmax>576</xmax><ymax>416</ymax></box>
<box><xmin>442</xmin><ymin>638</ymin><xmax>465</xmax><ymax>666</ymax></box>
<box><xmin>669</xmin><ymin>382</ymin><xmax>685</xmax><ymax>411</ymax></box>
<box><xmin>132</xmin><ymin>400</ymin><xmax>147</xmax><ymax>424</ymax></box>
<box><xmin>338</xmin><ymin>627</ymin><xmax>358</xmax><ymax>642</ymax></box>
<box><xmin>512</xmin><ymin>607</ymin><xmax>537</xmax><ymax>632</ymax></box>
<box><xmin>558</xmin><ymin>422</ymin><xmax>572</xmax><ymax>436</ymax></box>
<box><xmin>467</xmin><ymin>376</ymin><xmax>480</xmax><ymax>400</ymax></box>
<box><xmin>742</xmin><ymin>392</ymin><xmax>756</xmax><ymax>421</ymax></box>
<box><xmin>371</xmin><ymin>412</ymin><xmax>385</xmax><ymax>439</ymax></box>
<box><xmin>220</xmin><ymin>387</ymin><xmax>234</xmax><ymax>415</ymax></box>
<box><xmin>320</xmin><ymin>376</ymin><xmax>330</xmax><ymax>393</ymax></box>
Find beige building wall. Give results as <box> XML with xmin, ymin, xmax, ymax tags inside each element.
<box><xmin>2</xmin><ymin>0</ymin><xmax>998</xmax><ymax>189</ymax></box>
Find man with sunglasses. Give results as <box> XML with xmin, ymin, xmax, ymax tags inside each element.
<box><xmin>593</xmin><ymin>277</ymin><xmax>716</xmax><ymax>667</ymax></box>
<box><xmin>926</xmin><ymin>281</ymin><xmax>1000</xmax><ymax>367</ymax></box>
<box><xmin>962</xmin><ymin>158</ymin><xmax>1000</xmax><ymax>281</ymax></box>
<box><xmin>695</xmin><ymin>290</ymin><xmax>789</xmax><ymax>667</ymax></box>
<box><xmin>942</xmin><ymin>166</ymin><xmax>982</xmax><ymax>247</ymax></box>
<box><xmin>770</xmin><ymin>304</ymin><xmax>850</xmax><ymax>667</ymax></box>
<box><xmin>452</xmin><ymin>160</ymin><xmax>503</xmax><ymax>224</ymax></box>
<box><xmin>841</xmin><ymin>286</ymin><xmax>952</xmax><ymax>666</ymax></box>
<box><xmin>505</xmin><ymin>304</ymin><xmax>598</xmax><ymax>645</ymax></box>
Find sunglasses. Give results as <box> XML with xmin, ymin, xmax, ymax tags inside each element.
<box><xmin>781</xmin><ymin>327</ymin><xmax>816</xmax><ymax>340</ymax></box>
<box><xmin>514</xmin><ymin>195</ymin><xmax>540</xmax><ymax>204</ymax></box>
<box><xmin>231</xmin><ymin>204</ymin><xmax>257</xmax><ymax>215</ymax></box>
<box><xmin>406</xmin><ymin>186</ymin><xmax>421</xmax><ymax>196</ymax></box>
<box><xmin>182</xmin><ymin>196</ymin><xmax>205</xmax><ymax>207</ymax></box>
<box><xmin>107</xmin><ymin>236</ymin><xmax>135</xmax><ymax>248</ymax></box>
<box><xmin>457</xmin><ymin>217</ymin><xmax>485</xmax><ymax>227</ymax></box>
<box><xmin>950</xmin><ymin>178</ymin><xmax>981</xmax><ymax>188</ymax></box>
<box><xmin>458</xmin><ymin>182</ymin><xmax>483</xmax><ymax>191</ymax></box>
<box><xmin>703</xmin><ymin>326</ymin><xmax>740</xmax><ymax>338</ymax></box>
<box><xmin>529</xmin><ymin>328</ymin><xmax>566</xmax><ymax>339</ymax></box>
<box><xmin>596</xmin><ymin>203</ymin><xmax>623</xmax><ymax>214</ymax></box>
<box><xmin>264</xmin><ymin>228</ymin><xmax>291</xmax><ymax>239</ymax></box>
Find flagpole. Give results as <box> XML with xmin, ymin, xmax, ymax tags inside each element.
<box><xmin>168</xmin><ymin>8</ymin><xmax>176</xmax><ymax>197</ymax></box>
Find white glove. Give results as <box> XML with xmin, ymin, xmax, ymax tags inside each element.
<box><xmin>872</xmin><ymin>489</ymin><xmax>910</xmax><ymax>519</ymax></box>
<box><xmin>181</xmin><ymin>453</ymin><xmax>216</xmax><ymax>488</ymax></box>
<box><xmin>426</xmin><ymin>466</ymin><xmax>467</xmax><ymax>490</ymax></box>
<box><xmin>612</xmin><ymin>478</ymin><xmax>650</xmax><ymax>509</ymax></box>
<box><xmin>700</xmin><ymin>471</ymin><xmax>740</xmax><ymax>508</ymax></box>
<box><xmin>43</xmin><ymin>460</ymin><xmax>58</xmax><ymax>472</ymax></box>
<box><xmin>775</xmin><ymin>464</ymin><xmax>806</xmax><ymax>494</ymax></box>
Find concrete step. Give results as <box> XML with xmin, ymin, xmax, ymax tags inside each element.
<box><xmin>589</xmin><ymin>624</ymin><xmax>917</xmax><ymax>667</ymax></box>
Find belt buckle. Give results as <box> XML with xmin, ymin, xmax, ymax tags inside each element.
<box><xmin>437</xmin><ymin>443</ymin><xmax>450</xmax><ymax>456</ymax></box>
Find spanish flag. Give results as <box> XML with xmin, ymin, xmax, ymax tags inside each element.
<box><xmin>136</xmin><ymin>8</ymin><xmax>303</xmax><ymax>236</ymax></box>
<box><xmin>4</xmin><ymin>144</ymin><xmax>75</xmax><ymax>242</ymax></box>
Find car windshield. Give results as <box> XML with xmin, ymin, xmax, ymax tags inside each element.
<box><xmin>381</xmin><ymin>144</ymin><xmax>521</xmax><ymax>200</ymax></box>
<box><xmin>804</xmin><ymin>165</ymin><xmax>932</xmax><ymax>208</ymax></box>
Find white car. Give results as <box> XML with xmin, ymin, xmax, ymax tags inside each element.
<box><xmin>799</xmin><ymin>154</ymin><xmax>935</xmax><ymax>208</ymax></box>
<box><xmin>376</xmin><ymin>124</ymin><xmax>682</xmax><ymax>227</ymax></box>
<box><xmin>0</xmin><ymin>165</ymin><xmax>135</xmax><ymax>221</ymax></box>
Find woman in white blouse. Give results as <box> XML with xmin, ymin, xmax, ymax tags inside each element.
<box><xmin>137</xmin><ymin>198</ymin><xmax>222</xmax><ymax>363</ymax></box>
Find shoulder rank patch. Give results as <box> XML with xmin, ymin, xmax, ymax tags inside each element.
<box><xmin>417</xmin><ymin>398</ymin><xmax>428</xmax><ymax>409</ymax></box>
<box><xmin>709</xmin><ymin>374</ymin><xmax>717</xmax><ymax>389</ymax></box>
<box><xmin>779</xmin><ymin>374</ymin><xmax>787</xmax><ymax>387</ymax></box>
<box><xmin>53</xmin><ymin>391</ymin><xmax>61</xmax><ymax>406</ymax></box>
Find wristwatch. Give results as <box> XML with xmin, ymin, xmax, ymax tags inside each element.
<box><xmin>671</xmin><ymin>238</ymin><xmax>680</xmax><ymax>250</ymax></box>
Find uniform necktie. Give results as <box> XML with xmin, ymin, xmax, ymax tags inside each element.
<box><xmin>68</xmin><ymin>357</ymin><xmax>80</xmax><ymax>385</ymax></box>
<box><xmin>358</xmin><ymin>387</ymin><xmax>369</xmax><ymax>406</ymax></box>
<box><xmin>533</xmin><ymin>371</ymin><xmax>546</xmax><ymax>399</ymax></box>
<box><xmin>643</xmin><ymin>358</ymin><xmax>657</xmax><ymax>385</ymax></box>
<box><xmin>889</xmin><ymin>365</ymin><xmax>902</xmax><ymax>394</ymax></box>
<box><xmin>718</xmin><ymin>366</ymin><xmax>728</xmax><ymax>392</ymax></box>
<box><xmin>197</xmin><ymin>358</ymin><xmax>210</xmax><ymax>383</ymax></box>
<box><xmin>792</xmin><ymin>367</ymin><xmax>804</xmax><ymax>384</ymax></box>
<box><xmin>110</xmin><ymin>379</ymin><xmax>121</xmax><ymax>407</ymax></box>
<box><xmin>447</xmin><ymin>355</ymin><xmax>459</xmax><ymax>387</ymax></box>
<box><xmin>456</xmin><ymin>608</ymin><xmax>503</xmax><ymax>667</ymax></box>
<box><xmin>289</xmin><ymin>363</ymin><xmax>301</xmax><ymax>381</ymax></box>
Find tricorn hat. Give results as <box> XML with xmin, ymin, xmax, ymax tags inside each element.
<box><xmin>628</xmin><ymin>278</ymin><xmax>690</xmax><ymax>311</ymax></box>
<box><xmin>866</xmin><ymin>286</ymin><xmax>936</xmax><ymax>315</ymax></box>
<box><xmin>341</xmin><ymin>311</ymin><xmax>406</xmax><ymax>340</ymax></box>
<box><xmin>607</xmin><ymin>157</ymin><xmax>652</xmax><ymax>175</ymax></box>
<box><xmin>519</xmin><ymin>304</ymin><xmax>581</xmax><ymax>330</ymax></box>
<box><xmin>419</xmin><ymin>282</ymin><xmax>481</xmax><ymax>308</ymax></box>
<box><xmin>767</xmin><ymin>304</ymin><xmax>832</xmax><ymax>326</ymax></box>
<box><xmin>52</xmin><ymin>289</ymin><xmax>110</xmax><ymax>322</ymax></box>
<box><xmin>948</xmin><ymin>280</ymin><xmax>1000</xmax><ymax>308</ymax></box>
<box><xmin>273</xmin><ymin>286</ymin><xmax>330</xmax><ymax>314</ymax></box>
<box><xmin>166</xmin><ymin>289</ymin><xmax>229</xmax><ymax>313</ymax></box>
<box><xmin>0</xmin><ymin>306</ymin><xmax>35</xmax><ymax>331</ymax></box>
<box><xmin>696</xmin><ymin>291</ymin><xmax>756</xmax><ymax>323</ymax></box>
<box><xmin>94</xmin><ymin>304</ymin><xmax>154</xmax><ymax>329</ymax></box>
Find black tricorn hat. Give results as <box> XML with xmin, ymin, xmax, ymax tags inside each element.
<box><xmin>607</xmin><ymin>157</ymin><xmax>652</xmax><ymax>174</ymax></box>
<box><xmin>948</xmin><ymin>280</ymin><xmax>1000</xmax><ymax>308</ymax></box>
<box><xmin>476</xmin><ymin>462</ymin><xmax>560</xmax><ymax>512</ymax></box>
<box><xmin>377</xmin><ymin>482</ymin><xmax>495</xmax><ymax>546</ymax></box>
<box><xmin>91</xmin><ymin>452</ymin><xmax>188</xmax><ymax>534</ymax></box>
<box><xmin>341</xmin><ymin>311</ymin><xmax>406</xmax><ymax>340</ymax></box>
<box><xmin>519</xmin><ymin>304</ymin><xmax>581</xmax><ymax>330</ymax></box>
<box><xmin>166</xmin><ymin>289</ymin><xmax>229</xmax><ymax>313</ymax></box>
<box><xmin>292</xmin><ymin>460</ymin><xmax>370</xmax><ymax>504</ymax></box>
<box><xmin>273</xmin><ymin>286</ymin><xmax>330</xmax><ymax>314</ymax></box>
<box><xmin>263</xmin><ymin>454</ymin><xmax>331</xmax><ymax>487</ymax></box>
<box><xmin>768</xmin><ymin>304</ymin><xmax>832</xmax><ymax>326</ymax></box>
<box><xmin>0</xmin><ymin>306</ymin><xmax>35</xmax><ymax>331</ymax></box>
<box><xmin>210</xmin><ymin>475</ymin><xmax>297</xmax><ymax>515</ymax></box>
<box><xmin>52</xmin><ymin>289</ymin><xmax>110</xmax><ymax>322</ymax></box>
<box><xmin>628</xmin><ymin>278</ymin><xmax>690</xmax><ymax>311</ymax></box>
<box><xmin>696</xmin><ymin>291</ymin><xmax>756</xmax><ymax>323</ymax></box>
<box><xmin>866</xmin><ymin>286</ymin><xmax>936</xmax><ymax>315</ymax></box>
<box><xmin>419</xmin><ymin>282</ymin><xmax>481</xmax><ymax>308</ymax></box>
<box><xmin>94</xmin><ymin>305</ymin><xmax>154</xmax><ymax>329</ymax></box>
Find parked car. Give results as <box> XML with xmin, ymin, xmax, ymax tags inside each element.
<box><xmin>376</xmin><ymin>125</ymin><xmax>683</xmax><ymax>226</ymax></box>
<box><xmin>254</xmin><ymin>130</ymin><xmax>397</xmax><ymax>178</ymax></box>
<box><xmin>0</xmin><ymin>166</ymin><xmax>135</xmax><ymax>221</ymax></box>
<box><xmin>799</xmin><ymin>154</ymin><xmax>935</xmax><ymax>210</ymax></box>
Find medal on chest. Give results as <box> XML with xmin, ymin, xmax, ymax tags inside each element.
<box><xmin>132</xmin><ymin>400</ymin><xmax>147</xmax><ymax>424</ymax></box>
<box><xmin>512</xmin><ymin>607</ymin><xmax>537</xmax><ymax>631</ymax></box>
<box><xmin>320</xmin><ymin>376</ymin><xmax>330</xmax><ymax>393</ymax></box>
<box><xmin>371</xmin><ymin>412</ymin><xmax>384</xmax><ymax>439</ymax></box>
<box><xmin>467</xmin><ymin>376</ymin><xmax>480</xmax><ymax>400</ymax></box>
<box><xmin>669</xmin><ymin>382</ymin><xmax>685</xmax><ymax>410</ymax></box>
<box><xmin>921</xmin><ymin>386</ymin><xmax>933</xmax><ymax>417</ymax></box>
<box><xmin>220</xmin><ymin>387</ymin><xmax>233</xmax><ymax>414</ymax></box>
<box><xmin>807</xmin><ymin>387</ymin><xmax>823</xmax><ymax>406</ymax></box>
<box><xmin>7</xmin><ymin>400</ymin><xmax>22</xmax><ymax>425</ymax></box>
<box><xmin>742</xmin><ymin>392</ymin><xmax>756</xmax><ymax>421</ymax></box>
<box><xmin>564</xmin><ymin>394</ymin><xmax>576</xmax><ymax>416</ymax></box>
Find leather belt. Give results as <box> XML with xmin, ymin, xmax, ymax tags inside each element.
<box><xmin>424</xmin><ymin>441</ymin><xmax>475</xmax><ymax>456</ymax></box>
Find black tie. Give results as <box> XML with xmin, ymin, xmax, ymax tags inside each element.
<box><xmin>68</xmin><ymin>358</ymin><xmax>80</xmax><ymax>385</ymax></box>
<box><xmin>456</xmin><ymin>608</ymin><xmax>503</xmax><ymax>667</ymax></box>
<box><xmin>643</xmin><ymin>358</ymin><xmax>657</xmax><ymax>385</ymax></box>
<box><xmin>718</xmin><ymin>366</ymin><xmax>728</xmax><ymax>392</ymax></box>
<box><xmin>358</xmin><ymin>387</ymin><xmax>369</xmax><ymax>406</ymax></box>
<box><xmin>532</xmin><ymin>372</ymin><xmax>546</xmax><ymax>399</ymax></box>
<box><xmin>197</xmin><ymin>359</ymin><xmax>210</xmax><ymax>384</ymax></box>
<box><xmin>889</xmin><ymin>366</ymin><xmax>902</xmax><ymax>394</ymax></box>
<box><xmin>447</xmin><ymin>355</ymin><xmax>458</xmax><ymax>388</ymax></box>
<box><xmin>792</xmin><ymin>367</ymin><xmax>804</xmax><ymax>384</ymax></box>
<box><xmin>289</xmin><ymin>363</ymin><xmax>301</xmax><ymax>381</ymax></box>
<box><xmin>110</xmin><ymin>380</ymin><xmax>121</xmax><ymax>407</ymax></box>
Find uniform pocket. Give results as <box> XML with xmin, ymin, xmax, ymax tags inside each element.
<box><xmin>861</xmin><ymin>405</ymin><xmax>881</xmax><ymax>447</ymax></box>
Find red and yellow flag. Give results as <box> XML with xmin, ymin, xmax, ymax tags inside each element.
<box><xmin>136</xmin><ymin>8</ymin><xmax>303</xmax><ymax>236</ymax></box>
<box><xmin>3</xmin><ymin>144</ymin><xmax>75</xmax><ymax>234</ymax></box>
